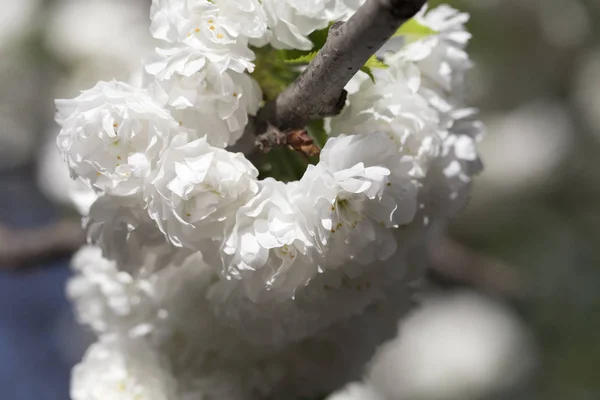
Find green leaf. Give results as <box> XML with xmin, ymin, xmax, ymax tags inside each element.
<box><xmin>393</xmin><ymin>17</ymin><xmax>438</xmax><ymax>41</ymax></box>
<box><xmin>363</xmin><ymin>55</ymin><xmax>389</xmax><ymax>70</ymax></box>
<box><xmin>281</xmin><ymin>22</ymin><xmax>336</xmax><ymax>63</ymax></box>
<box><xmin>264</xmin><ymin>147</ymin><xmax>310</xmax><ymax>182</ymax></box>
<box><xmin>307</xmin><ymin>119</ymin><xmax>328</xmax><ymax>149</ymax></box>
<box><xmin>251</xmin><ymin>46</ymin><xmax>302</xmax><ymax>101</ymax></box>
<box><xmin>284</xmin><ymin>51</ymin><xmax>318</xmax><ymax>64</ymax></box>
<box><xmin>308</xmin><ymin>23</ymin><xmax>333</xmax><ymax>50</ymax></box>
<box><xmin>360</xmin><ymin>55</ymin><xmax>389</xmax><ymax>83</ymax></box>
<box><xmin>361</xmin><ymin>67</ymin><xmax>376</xmax><ymax>83</ymax></box>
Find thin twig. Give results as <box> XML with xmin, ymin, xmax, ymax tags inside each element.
<box><xmin>249</xmin><ymin>0</ymin><xmax>426</xmax><ymax>153</ymax></box>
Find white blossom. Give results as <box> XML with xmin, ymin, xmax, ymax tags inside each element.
<box><xmin>290</xmin><ymin>0</ymin><xmax>365</xmax><ymax>21</ymax></box>
<box><xmin>328</xmin><ymin>67</ymin><xmax>444</xmax><ymax>178</ymax></box>
<box><xmin>150</xmin><ymin>0</ymin><xmax>267</xmax><ymax>73</ymax></box>
<box><xmin>45</xmin><ymin>0</ymin><xmax>152</xmax><ymax>70</ymax></box>
<box><xmin>366</xmin><ymin>292</ymin><xmax>535</xmax><ymax>400</ymax></box>
<box><xmin>85</xmin><ymin>195</ymin><xmax>191</xmax><ymax>275</ymax></box>
<box><xmin>0</xmin><ymin>0</ymin><xmax>39</xmax><ymax>50</ymax></box>
<box><xmin>326</xmin><ymin>383</ymin><xmax>385</xmax><ymax>400</ymax></box>
<box><xmin>207</xmin><ymin>240</ymin><xmax>421</xmax><ymax>346</ymax></box>
<box><xmin>59</xmin><ymin>1</ymin><xmax>487</xmax><ymax>398</ymax></box>
<box><xmin>67</xmin><ymin>246</ymin><xmax>162</xmax><ymax>336</ymax></box>
<box><xmin>146</xmin><ymin>133</ymin><xmax>259</xmax><ymax>250</ymax></box>
<box><xmin>261</xmin><ymin>0</ymin><xmax>364</xmax><ymax>50</ymax></box>
<box><xmin>37</xmin><ymin>131</ymin><xmax>98</xmax><ymax>214</ymax></box>
<box><xmin>475</xmin><ymin>102</ymin><xmax>571</xmax><ymax>198</ymax></box>
<box><xmin>56</xmin><ymin>81</ymin><xmax>182</xmax><ymax>196</ymax></box>
<box><xmin>147</xmin><ymin>52</ymin><xmax>262</xmax><ymax>148</ymax></box>
<box><xmin>71</xmin><ymin>336</ymin><xmax>176</xmax><ymax>400</ymax></box>
<box><xmin>297</xmin><ymin>133</ymin><xmax>418</xmax><ymax>268</ymax></box>
<box><xmin>69</xmin><ymin>238</ymin><xmax>420</xmax><ymax>399</ymax></box>
<box><xmin>221</xmin><ymin>178</ymin><xmax>320</xmax><ymax>301</ymax></box>
<box><xmin>386</xmin><ymin>5</ymin><xmax>473</xmax><ymax>113</ymax></box>
<box><xmin>421</xmin><ymin>117</ymin><xmax>483</xmax><ymax>218</ymax></box>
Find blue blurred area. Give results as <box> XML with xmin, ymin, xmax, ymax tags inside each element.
<box><xmin>0</xmin><ymin>169</ymin><xmax>79</xmax><ymax>400</ymax></box>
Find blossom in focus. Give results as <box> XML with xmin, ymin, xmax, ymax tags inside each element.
<box><xmin>261</xmin><ymin>0</ymin><xmax>364</xmax><ymax>50</ymax></box>
<box><xmin>146</xmin><ymin>133</ymin><xmax>259</xmax><ymax>250</ymax></box>
<box><xmin>150</xmin><ymin>0</ymin><xmax>267</xmax><ymax>73</ymax></box>
<box><xmin>328</xmin><ymin>67</ymin><xmax>444</xmax><ymax>178</ymax></box>
<box><xmin>298</xmin><ymin>133</ymin><xmax>418</xmax><ymax>267</ymax></box>
<box><xmin>56</xmin><ymin>81</ymin><xmax>183</xmax><ymax>196</ymax></box>
<box><xmin>221</xmin><ymin>178</ymin><xmax>320</xmax><ymax>300</ymax></box>
<box><xmin>386</xmin><ymin>5</ymin><xmax>473</xmax><ymax>114</ymax></box>
<box><xmin>147</xmin><ymin>52</ymin><xmax>262</xmax><ymax>147</ymax></box>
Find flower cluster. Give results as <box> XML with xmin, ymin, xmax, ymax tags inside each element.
<box><xmin>56</xmin><ymin>1</ymin><xmax>483</xmax><ymax>398</ymax></box>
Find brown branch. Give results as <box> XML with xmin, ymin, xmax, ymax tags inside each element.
<box><xmin>256</xmin><ymin>127</ymin><xmax>320</xmax><ymax>157</ymax></box>
<box><xmin>428</xmin><ymin>236</ymin><xmax>524</xmax><ymax>299</ymax></box>
<box><xmin>250</xmin><ymin>0</ymin><xmax>426</xmax><ymax>153</ymax></box>
<box><xmin>0</xmin><ymin>219</ymin><xmax>85</xmax><ymax>270</ymax></box>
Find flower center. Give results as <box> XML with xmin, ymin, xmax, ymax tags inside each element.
<box><xmin>330</xmin><ymin>196</ymin><xmax>365</xmax><ymax>233</ymax></box>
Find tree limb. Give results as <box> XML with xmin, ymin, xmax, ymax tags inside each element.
<box><xmin>0</xmin><ymin>220</ymin><xmax>85</xmax><ymax>270</ymax></box>
<box><xmin>428</xmin><ymin>236</ymin><xmax>524</xmax><ymax>299</ymax></box>
<box><xmin>250</xmin><ymin>0</ymin><xmax>426</xmax><ymax>153</ymax></box>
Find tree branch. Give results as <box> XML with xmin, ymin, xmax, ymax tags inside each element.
<box><xmin>250</xmin><ymin>0</ymin><xmax>426</xmax><ymax>153</ymax></box>
<box><xmin>428</xmin><ymin>236</ymin><xmax>524</xmax><ymax>299</ymax></box>
<box><xmin>0</xmin><ymin>220</ymin><xmax>85</xmax><ymax>270</ymax></box>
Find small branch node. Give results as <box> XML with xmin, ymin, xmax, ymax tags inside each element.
<box><xmin>286</xmin><ymin>130</ymin><xmax>321</xmax><ymax>157</ymax></box>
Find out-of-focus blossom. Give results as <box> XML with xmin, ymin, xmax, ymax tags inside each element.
<box><xmin>537</xmin><ymin>0</ymin><xmax>590</xmax><ymax>49</ymax></box>
<box><xmin>37</xmin><ymin>131</ymin><xmax>98</xmax><ymax>214</ymax></box>
<box><xmin>366</xmin><ymin>291</ymin><xmax>535</xmax><ymax>400</ymax></box>
<box><xmin>0</xmin><ymin>0</ymin><xmax>40</xmax><ymax>49</ymax></box>
<box><xmin>326</xmin><ymin>383</ymin><xmax>385</xmax><ymax>400</ymax></box>
<box><xmin>46</xmin><ymin>0</ymin><xmax>152</xmax><ymax>69</ymax></box>
<box><xmin>71</xmin><ymin>335</ymin><xmax>176</xmax><ymax>400</ymax></box>
<box><xmin>475</xmin><ymin>102</ymin><xmax>572</xmax><ymax>199</ymax></box>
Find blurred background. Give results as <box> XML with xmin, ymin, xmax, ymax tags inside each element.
<box><xmin>0</xmin><ymin>0</ymin><xmax>598</xmax><ymax>399</ymax></box>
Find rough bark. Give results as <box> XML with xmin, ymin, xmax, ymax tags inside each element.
<box><xmin>251</xmin><ymin>0</ymin><xmax>427</xmax><ymax>153</ymax></box>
